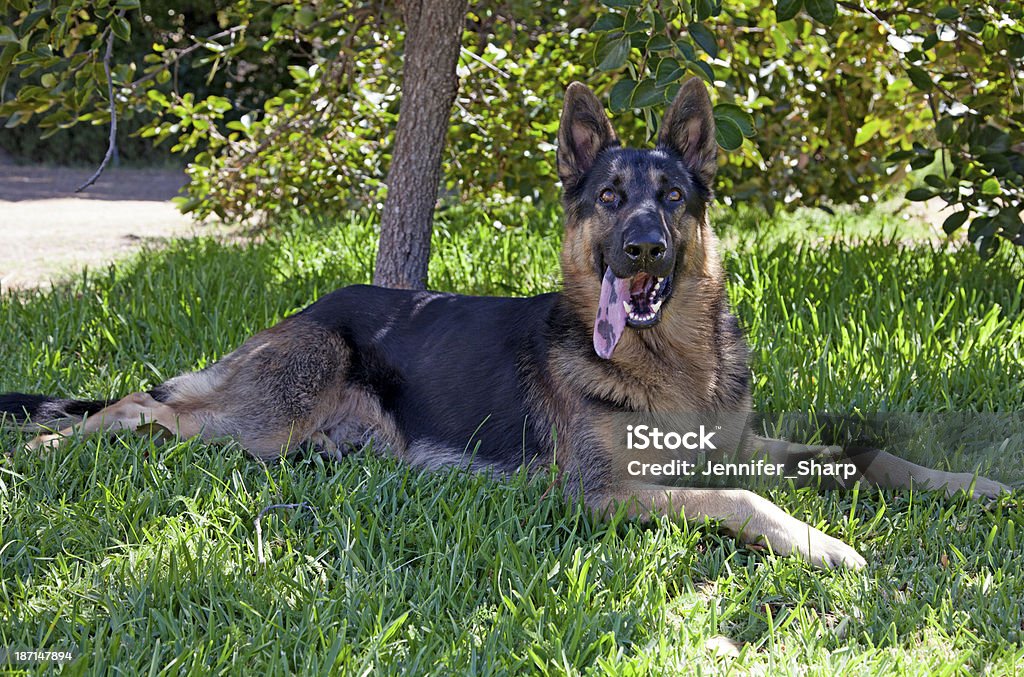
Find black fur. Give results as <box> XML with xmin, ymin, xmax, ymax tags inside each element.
<box><xmin>0</xmin><ymin>78</ymin><xmax>1005</xmax><ymax>572</ymax></box>
<box><xmin>0</xmin><ymin>393</ymin><xmax>112</xmax><ymax>425</ymax></box>
<box><xmin>298</xmin><ymin>285</ymin><xmax>563</xmax><ymax>464</ymax></box>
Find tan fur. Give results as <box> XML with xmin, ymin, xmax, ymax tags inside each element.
<box><xmin>30</xmin><ymin>317</ymin><xmax>407</xmax><ymax>463</ymax></box>
<box><xmin>548</xmin><ymin>79</ymin><xmax>1008</xmax><ymax>569</ymax></box>
<box><xmin>20</xmin><ymin>78</ymin><xmax>1010</xmax><ymax>575</ymax></box>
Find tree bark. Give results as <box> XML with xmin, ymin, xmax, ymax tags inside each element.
<box><xmin>373</xmin><ymin>0</ymin><xmax>467</xmax><ymax>289</ymax></box>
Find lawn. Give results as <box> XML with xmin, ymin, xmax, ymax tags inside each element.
<box><xmin>1</xmin><ymin>204</ymin><xmax>1022</xmax><ymax>675</ymax></box>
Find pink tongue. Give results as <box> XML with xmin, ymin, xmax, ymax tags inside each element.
<box><xmin>593</xmin><ymin>267</ymin><xmax>631</xmax><ymax>359</ymax></box>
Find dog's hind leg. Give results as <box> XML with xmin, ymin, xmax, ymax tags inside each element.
<box><xmin>27</xmin><ymin>391</ymin><xmax>202</xmax><ymax>451</ymax></box>
<box><xmin>750</xmin><ymin>435</ymin><xmax>1010</xmax><ymax>498</ymax></box>
<box><xmin>847</xmin><ymin>448</ymin><xmax>1010</xmax><ymax>498</ymax></box>
<box><xmin>21</xmin><ymin>316</ymin><xmax>392</xmax><ymax>462</ymax></box>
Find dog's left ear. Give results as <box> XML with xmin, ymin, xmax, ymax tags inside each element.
<box><xmin>557</xmin><ymin>82</ymin><xmax>619</xmax><ymax>189</ymax></box>
<box><xmin>659</xmin><ymin>77</ymin><xmax>718</xmax><ymax>187</ymax></box>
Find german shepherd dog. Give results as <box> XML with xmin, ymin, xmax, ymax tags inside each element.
<box><xmin>1</xmin><ymin>79</ymin><xmax>1009</xmax><ymax>569</ymax></box>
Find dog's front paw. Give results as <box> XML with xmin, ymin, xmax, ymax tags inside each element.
<box><xmin>742</xmin><ymin>492</ymin><xmax>867</xmax><ymax>570</ymax></box>
<box><xmin>799</xmin><ymin>528</ymin><xmax>867</xmax><ymax>570</ymax></box>
<box><xmin>759</xmin><ymin>521</ymin><xmax>866</xmax><ymax>570</ymax></box>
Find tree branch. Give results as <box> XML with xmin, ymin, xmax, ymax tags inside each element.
<box><xmin>128</xmin><ymin>26</ymin><xmax>247</xmax><ymax>92</ymax></box>
<box><xmin>75</xmin><ymin>11</ymin><xmax>124</xmax><ymax>193</ymax></box>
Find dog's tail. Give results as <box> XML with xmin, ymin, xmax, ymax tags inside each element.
<box><xmin>0</xmin><ymin>392</ymin><xmax>115</xmax><ymax>430</ymax></box>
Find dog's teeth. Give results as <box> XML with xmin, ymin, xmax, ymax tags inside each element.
<box><xmin>623</xmin><ymin>300</ymin><xmax>633</xmax><ymax>314</ymax></box>
<box><xmin>651</xmin><ymin>299</ymin><xmax>663</xmax><ymax>313</ymax></box>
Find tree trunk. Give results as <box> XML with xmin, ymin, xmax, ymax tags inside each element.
<box><xmin>373</xmin><ymin>0</ymin><xmax>467</xmax><ymax>290</ymax></box>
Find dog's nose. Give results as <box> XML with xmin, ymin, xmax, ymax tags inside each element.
<box><xmin>623</xmin><ymin>234</ymin><xmax>667</xmax><ymax>261</ymax></box>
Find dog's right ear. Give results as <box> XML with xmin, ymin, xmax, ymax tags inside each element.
<box><xmin>557</xmin><ymin>82</ymin><xmax>619</xmax><ymax>189</ymax></box>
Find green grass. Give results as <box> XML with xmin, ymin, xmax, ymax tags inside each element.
<box><xmin>1</xmin><ymin>205</ymin><xmax>1023</xmax><ymax>675</ymax></box>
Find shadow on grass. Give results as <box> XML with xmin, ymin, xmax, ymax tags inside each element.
<box><xmin>1</xmin><ymin>213</ymin><xmax>1022</xmax><ymax>670</ymax></box>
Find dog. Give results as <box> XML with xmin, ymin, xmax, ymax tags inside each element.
<box><xmin>0</xmin><ymin>78</ymin><xmax>1009</xmax><ymax>570</ymax></box>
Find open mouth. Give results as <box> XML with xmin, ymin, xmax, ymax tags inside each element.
<box><xmin>592</xmin><ymin>266</ymin><xmax>674</xmax><ymax>359</ymax></box>
<box><xmin>623</xmin><ymin>272</ymin><xmax>671</xmax><ymax>328</ymax></box>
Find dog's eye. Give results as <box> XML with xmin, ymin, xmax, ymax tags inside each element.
<box><xmin>666</xmin><ymin>188</ymin><xmax>683</xmax><ymax>202</ymax></box>
<box><xmin>598</xmin><ymin>188</ymin><xmax>618</xmax><ymax>205</ymax></box>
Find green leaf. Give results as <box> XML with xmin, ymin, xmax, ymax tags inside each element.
<box><xmin>687</xmin><ymin>59</ymin><xmax>714</xmax><ymax>82</ymax></box>
<box><xmin>647</xmin><ymin>35</ymin><xmax>673</xmax><ymax>51</ymax></box>
<box><xmin>4</xmin><ymin>110</ymin><xmax>27</xmax><ymax>127</ymax></box>
<box><xmin>632</xmin><ymin>79</ymin><xmax>663</xmax><ymax>108</ymax></box>
<box><xmin>942</xmin><ymin>210</ymin><xmax>969</xmax><ymax>234</ymax></box>
<box><xmin>651</xmin><ymin>9</ymin><xmax>667</xmax><ymax>31</ymax></box>
<box><xmin>0</xmin><ymin>26</ymin><xmax>17</xmax><ymax>45</ymax></box>
<box><xmin>908</xmin><ymin>156</ymin><xmax>933</xmax><ymax>170</ymax></box>
<box><xmin>622</xmin><ymin>11</ymin><xmax>652</xmax><ymax>34</ymax></box>
<box><xmin>713</xmin><ymin>103</ymin><xmax>755</xmax><ymax>137</ymax></box>
<box><xmin>996</xmin><ymin>207</ymin><xmax>1024</xmax><ymax>236</ymax></box>
<box><xmin>906</xmin><ymin>188</ymin><xmax>936</xmax><ymax>201</ymax></box>
<box><xmin>591</xmin><ymin>14</ymin><xmax>624</xmax><ymax>32</ymax></box>
<box><xmin>655</xmin><ymin>57</ymin><xmax>684</xmax><ymax>86</ymax></box>
<box><xmin>906</xmin><ymin>66</ymin><xmax>932</xmax><ymax>91</ymax></box>
<box><xmin>935</xmin><ymin>6</ymin><xmax>958</xmax><ymax>21</ymax></box>
<box><xmin>968</xmin><ymin>216</ymin><xmax>995</xmax><ymax>241</ymax></box>
<box><xmin>609</xmin><ymin>79</ymin><xmax>636</xmax><ymax>113</ymax></box>
<box><xmin>1010</xmin><ymin>35</ymin><xmax>1024</xmax><ymax>59</ymax></box>
<box><xmin>974</xmin><ymin>126</ymin><xmax>1010</xmax><ymax>153</ymax></box>
<box><xmin>295</xmin><ymin>7</ymin><xmax>317</xmax><ymax>27</ymax></box>
<box><xmin>976</xmin><ymin>235</ymin><xmax>1000</xmax><ymax>260</ymax></box>
<box><xmin>854</xmin><ymin>118</ymin><xmax>883</xmax><ymax>147</ymax></box>
<box><xmin>775</xmin><ymin>0</ymin><xmax>803</xmax><ymax>22</ymax></box>
<box><xmin>980</xmin><ymin>152</ymin><xmax>1012</xmax><ymax>176</ymax></box>
<box><xmin>688</xmin><ymin>23</ymin><xmax>718</xmax><ymax>58</ymax></box>
<box><xmin>804</xmin><ymin>0</ymin><xmax>836</xmax><ymax>25</ymax></box>
<box><xmin>111</xmin><ymin>14</ymin><xmax>131</xmax><ymax>42</ymax></box>
<box><xmin>675</xmin><ymin>40</ymin><xmax>696</xmax><ymax>61</ymax></box>
<box><xmin>981</xmin><ymin>177</ymin><xmax>1001</xmax><ymax>195</ymax></box>
<box><xmin>935</xmin><ymin>117</ymin><xmax>955</xmax><ymax>143</ymax></box>
<box><xmin>597</xmin><ymin>35</ymin><xmax>630</xmax><ymax>71</ymax></box>
<box><xmin>271</xmin><ymin>6</ymin><xmax>293</xmax><ymax>32</ymax></box>
<box><xmin>600</xmin><ymin>0</ymin><xmax>642</xmax><ymax>8</ymax></box>
<box><xmin>714</xmin><ymin>114</ymin><xmax>743</xmax><ymax>150</ymax></box>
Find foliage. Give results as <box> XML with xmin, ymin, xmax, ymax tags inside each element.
<box><xmin>1</xmin><ymin>1</ymin><xmax>1022</xmax><ymax>254</ymax></box>
<box><xmin>1</xmin><ymin>210</ymin><xmax>1023</xmax><ymax>672</ymax></box>
<box><xmin>587</xmin><ymin>0</ymin><xmax>1024</xmax><ymax>256</ymax></box>
<box><xmin>0</xmin><ymin>1</ymin><xmax>595</xmax><ymax>219</ymax></box>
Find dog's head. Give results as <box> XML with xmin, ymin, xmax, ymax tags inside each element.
<box><xmin>556</xmin><ymin>78</ymin><xmax>718</xmax><ymax>359</ymax></box>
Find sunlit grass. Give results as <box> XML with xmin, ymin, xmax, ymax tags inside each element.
<box><xmin>1</xmin><ymin>205</ymin><xmax>1022</xmax><ymax>674</ymax></box>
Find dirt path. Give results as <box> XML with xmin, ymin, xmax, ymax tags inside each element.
<box><xmin>0</xmin><ymin>155</ymin><xmax>960</xmax><ymax>292</ymax></box>
<box><xmin>0</xmin><ymin>158</ymin><xmax>204</xmax><ymax>291</ymax></box>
